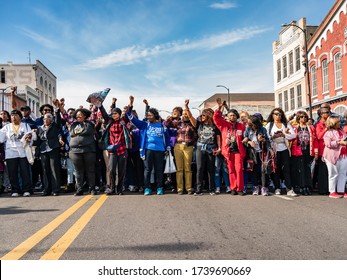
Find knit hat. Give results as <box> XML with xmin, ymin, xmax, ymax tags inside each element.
<box><xmin>227</xmin><ymin>109</ymin><xmax>240</xmax><ymax>119</ymax></box>
<box><xmin>111</xmin><ymin>107</ymin><xmax>122</xmax><ymax>116</ymax></box>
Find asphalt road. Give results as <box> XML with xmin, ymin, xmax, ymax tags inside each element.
<box><xmin>1</xmin><ymin>191</ymin><xmax>347</xmax><ymax>260</ymax></box>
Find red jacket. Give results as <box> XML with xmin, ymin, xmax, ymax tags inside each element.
<box><xmin>213</xmin><ymin>110</ymin><xmax>246</xmax><ymax>159</ymax></box>
<box><xmin>315</xmin><ymin>119</ymin><xmax>327</xmax><ymax>156</ymax></box>
<box><xmin>291</xmin><ymin>124</ymin><xmax>318</xmax><ymax>157</ymax></box>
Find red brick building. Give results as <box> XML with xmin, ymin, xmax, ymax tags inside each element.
<box><xmin>307</xmin><ymin>0</ymin><xmax>347</xmax><ymax>117</ymax></box>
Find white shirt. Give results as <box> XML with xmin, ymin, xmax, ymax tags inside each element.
<box><xmin>0</xmin><ymin>123</ymin><xmax>36</xmax><ymax>159</ymax></box>
<box><xmin>265</xmin><ymin>122</ymin><xmax>296</xmax><ymax>152</ymax></box>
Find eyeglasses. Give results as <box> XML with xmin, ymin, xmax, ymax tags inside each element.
<box><xmin>300</xmin><ymin>116</ymin><xmax>308</xmax><ymax>119</ymax></box>
<box><xmin>321</xmin><ymin>111</ymin><xmax>329</xmax><ymax>114</ymax></box>
<box><xmin>273</xmin><ymin>112</ymin><xmax>281</xmax><ymax>116</ymax></box>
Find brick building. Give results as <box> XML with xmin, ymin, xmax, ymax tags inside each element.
<box><xmin>307</xmin><ymin>0</ymin><xmax>347</xmax><ymax>117</ymax></box>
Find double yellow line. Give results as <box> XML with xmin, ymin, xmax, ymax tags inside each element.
<box><xmin>1</xmin><ymin>194</ymin><xmax>108</xmax><ymax>260</ymax></box>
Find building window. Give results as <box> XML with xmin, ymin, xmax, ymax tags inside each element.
<box><xmin>282</xmin><ymin>55</ymin><xmax>287</xmax><ymax>78</ymax></box>
<box><xmin>44</xmin><ymin>80</ymin><xmax>47</xmax><ymax>89</ymax></box>
<box><xmin>297</xmin><ymin>84</ymin><xmax>302</xmax><ymax>108</ymax></box>
<box><xmin>322</xmin><ymin>59</ymin><xmax>329</xmax><ymax>93</ymax></box>
<box><xmin>311</xmin><ymin>65</ymin><xmax>317</xmax><ymax>97</ymax></box>
<box><xmin>289</xmin><ymin>51</ymin><xmax>294</xmax><ymax>75</ymax></box>
<box><xmin>277</xmin><ymin>59</ymin><xmax>281</xmax><ymax>82</ymax></box>
<box><xmin>334</xmin><ymin>52</ymin><xmax>342</xmax><ymax>89</ymax></box>
<box><xmin>295</xmin><ymin>47</ymin><xmax>301</xmax><ymax>72</ymax></box>
<box><xmin>290</xmin><ymin>87</ymin><xmax>295</xmax><ymax>110</ymax></box>
<box><xmin>334</xmin><ymin>105</ymin><xmax>347</xmax><ymax>116</ymax></box>
<box><xmin>279</xmin><ymin>92</ymin><xmax>283</xmax><ymax>109</ymax></box>
<box><xmin>40</xmin><ymin>76</ymin><xmax>43</xmax><ymax>86</ymax></box>
<box><xmin>49</xmin><ymin>83</ymin><xmax>52</xmax><ymax>92</ymax></box>
<box><xmin>0</xmin><ymin>70</ymin><xmax>5</xmax><ymax>83</ymax></box>
<box><xmin>284</xmin><ymin>90</ymin><xmax>288</xmax><ymax>112</ymax></box>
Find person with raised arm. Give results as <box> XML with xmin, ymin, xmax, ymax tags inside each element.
<box><xmin>213</xmin><ymin>98</ymin><xmax>246</xmax><ymax>195</ymax></box>
<box><xmin>165</xmin><ymin>99</ymin><xmax>197</xmax><ymax>195</ymax></box>
<box><xmin>126</xmin><ymin>96</ymin><xmax>170</xmax><ymax>196</ymax></box>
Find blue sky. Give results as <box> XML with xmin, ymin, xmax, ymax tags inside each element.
<box><xmin>0</xmin><ymin>0</ymin><xmax>336</xmax><ymax>117</ymax></box>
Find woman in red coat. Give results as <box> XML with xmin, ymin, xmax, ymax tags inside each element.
<box><xmin>315</xmin><ymin>108</ymin><xmax>330</xmax><ymax>195</ymax></box>
<box><xmin>213</xmin><ymin>98</ymin><xmax>246</xmax><ymax>195</ymax></box>
<box><xmin>291</xmin><ymin>111</ymin><xmax>318</xmax><ymax>195</ymax></box>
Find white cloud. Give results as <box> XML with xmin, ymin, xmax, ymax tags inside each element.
<box><xmin>18</xmin><ymin>27</ymin><xmax>57</xmax><ymax>49</ymax></box>
<box><xmin>209</xmin><ymin>1</ymin><xmax>237</xmax><ymax>10</ymax></box>
<box><xmin>79</xmin><ymin>26</ymin><xmax>269</xmax><ymax>69</ymax></box>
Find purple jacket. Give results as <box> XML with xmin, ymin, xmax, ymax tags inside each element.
<box><xmin>323</xmin><ymin>129</ymin><xmax>347</xmax><ymax>164</ymax></box>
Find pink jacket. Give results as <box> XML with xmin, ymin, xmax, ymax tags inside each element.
<box><xmin>323</xmin><ymin>129</ymin><xmax>347</xmax><ymax>164</ymax></box>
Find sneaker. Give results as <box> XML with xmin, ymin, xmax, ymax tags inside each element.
<box><xmin>287</xmin><ymin>189</ymin><xmax>298</xmax><ymax>197</ymax></box>
<box><xmin>157</xmin><ymin>187</ymin><xmax>164</xmax><ymax>195</ymax></box>
<box><xmin>144</xmin><ymin>188</ymin><xmax>152</xmax><ymax>196</ymax></box>
<box><xmin>329</xmin><ymin>192</ymin><xmax>343</xmax><ymax>198</ymax></box>
<box><xmin>194</xmin><ymin>191</ymin><xmax>203</xmax><ymax>196</ymax></box>
<box><xmin>230</xmin><ymin>190</ymin><xmax>237</xmax><ymax>195</ymax></box>
<box><xmin>128</xmin><ymin>185</ymin><xmax>136</xmax><ymax>192</ymax></box>
<box><xmin>104</xmin><ymin>187</ymin><xmax>112</xmax><ymax>195</ymax></box>
<box><xmin>280</xmin><ymin>181</ymin><xmax>286</xmax><ymax>189</ymax></box>
<box><xmin>238</xmin><ymin>191</ymin><xmax>245</xmax><ymax>196</ymax></box>
<box><xmin>177</xmin><ymin>190</ymin><xmax>184</xmax><ymax>195</ymax></box>
<box><xmin>252</xmin><ymin>186</ymin><xmax>259</xmax><ymax>195</ymax></box>
<box><xmin>226</xmin><ymin>186</ymin><xmax>231</xmax><ymax>193</ymax></box>
<box><xmin>11</xmin><ymin>192</ymin><xmax>19</xmax><ymax>197</ymax></box>
<box><xmin>275</xmin><ymin>188</ymin><xmax>281</xmax><ymax>195</ymax></box>
<box><xmin>210</xmin><ymin>192</ymin><xmax>216</xmax><ymax>196</ymax></box>
<box><xmin>23</xmin><ymin>192</ymin><xmax>31</xmax><ymax>197</ymax></box>
<box><xmin>215</xmin><ymin>187</ymin><xmax>220</xmax><ymax>194</ymax></box>
<box><xmin>342</xmin><ymin>193</ymin><xmax>347</xmax><ymax>198</ymax></box>
<box><xmin>187</xmin><ymin>190</ymin><xmax>194</xmax><ymax>195</ymax></box>
<box><xmin>261</xmin><ymin>187</ymin><xmax>269</xmax><ymax>196</ymax></box>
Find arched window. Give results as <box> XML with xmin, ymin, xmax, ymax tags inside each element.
<box><xmin>49</xmin><ymin>83</ymin><xmax>52</xmax><ymax>92</ymax></box>
<box><xmin>322</xmin><ymin>59</ymin><xmax>329</xmax><ymax>93</ymax></box>
<box><xmin>311</xmin><ymin>65</ymin><xmax>317</xmax><ymax>97</ymax></box>
<box><xmin>334</xmin><ymin>52</ymin><xmax>342</xmax><ymax>89</ymax></box>
<box><xmin>333</xmin><ymin>105</ymin><xmax>347</xmax><ymax>117</ymax></box>
<box><xmin>44</xmin><ymin>80</ymin><xmax>47</xmax><ymax>89</ymax></box>
<box><xmin>40</xmin><ymin>76</ymin><xmax>43</xmax><ymax>86</ymax></box>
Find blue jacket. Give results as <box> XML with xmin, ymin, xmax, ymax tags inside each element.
<box><xmin>126</xmin><ymin>110</ymin><xmax>171</xmax><ymax>159</ymax></box>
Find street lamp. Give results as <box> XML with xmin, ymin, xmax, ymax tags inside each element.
<box><xmin>281</xmin><ymin>23</ymin><xmax>313</xmax><ymax>119</ymax></box>
<box><xmin>0</xmin><ymin>86</ymin><xmax>12</xmax><ymax>111</ymax></box>
<box><xmin>216</xmin><ymin>85</ymin><xmax>230</xmax><ymax>109</ymax></box>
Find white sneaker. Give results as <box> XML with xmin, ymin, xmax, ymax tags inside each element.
<box><xmin>252</xmin><ymin>186</ymin><xmax>259</xmax><ymax>195</ymax></box>
<box><xmin>11</xmin><ymin>193</ymin><xmax>19</xmax><ymax>197</ymax></box>
<box><xmin>261</xmin><ymin>187</ymin><xmax>269</xmax><ymax>196</ymax></box>
<box><xmin>275</xmin><ymin>189</ymin><xmax>281</xmax><ymax>195</ymax></box>
<box><xmin>23</xmin><ymin>192</ymin><xmax>31</xmax><ymax>197</ymax></box>
<box><xmin>128</xmin><ymin>185</ymin><xmax>136</xmax><ymax>192</ymax></box>
<box><xmin>287</xmin><ymin>189</ymin><xmax>298</xmax><ymax>197</ymax></box>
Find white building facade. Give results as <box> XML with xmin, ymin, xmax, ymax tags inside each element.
<box><xmin>272</xmin><ymin>18</ymin><xmax>317</xmax><ymax>118</ymax></box>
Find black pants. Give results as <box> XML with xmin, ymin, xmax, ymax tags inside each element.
<box><xmin>291</xmin><ymin>150</ymin><xmax>313</xmax><ymax>189</ymax></box>
<box><xmin>41</xmin><ymin>148</ymin><xmax>61</xmax><ymax>194</ymax></box>
<box><xmin>127</xmin><ymin>150</ymin><xmax>144</xmax><ymax>188</ymax></box>
<box><xmin>6</xmin><ymin>157</ymin><xmax>32</xmax><ymax>194</ymax></box>
<box><xmin>273</xmin><ymin>149</ymin><xmax>292</xmax><ymax>190</ymax></box>
<box><xmin>108</xmin><ymin>151</ymin><xmax>128</xmax><ymax>194</ymax></box>
<box><xmin>196</xmin><ymin>146</ymin><xmax>215</xmax><ymax>192</ymax></box>
<box><xmin>317</xmin><ymin>156</ymin><xmax>329</xmax><ymax>194</ymax></box>
<box><xmin>69</xmin><ymin>152</ymin><xmax>96</xmax><ymax>192</ymax></box>
<box><xmin>144</xmin><ymin>149</ymin><xmax>165</xmax><ymax>190</ymax></box>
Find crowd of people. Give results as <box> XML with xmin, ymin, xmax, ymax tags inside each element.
<box><xmin>0</xmin><ymin>88</ymin><xmax>347</xmax><ymax>199</ymax></box>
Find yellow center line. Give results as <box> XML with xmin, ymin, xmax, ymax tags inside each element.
<box><xmin>40</xmin><ymin>194</ymin><xmax>108</xmax><ymax>260</ymax></box>
<box><xmin>1</xmin><ymin>195</ymin><xmax>93</xmax><ymax>260</ymax></box>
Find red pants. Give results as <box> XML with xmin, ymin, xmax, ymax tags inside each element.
<box><xmin>226</xmin><ymin>153</ymin><xmax>244</xmax><ymax>192</ymax></box>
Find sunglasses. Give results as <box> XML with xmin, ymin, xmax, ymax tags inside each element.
<box><xmin>300</xmin><ymin>115</ymin><xmax>308</xmax><ymax>119</ymax></box>
<box><xmin>321</xmin><ymin>111</ymin><xmax>329</xmax><ymax>114</ymax></box>
<box><xmin>273</xmin><ymin>112</ymin><xmax>281</xmax><ymax>116</ymax></box>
